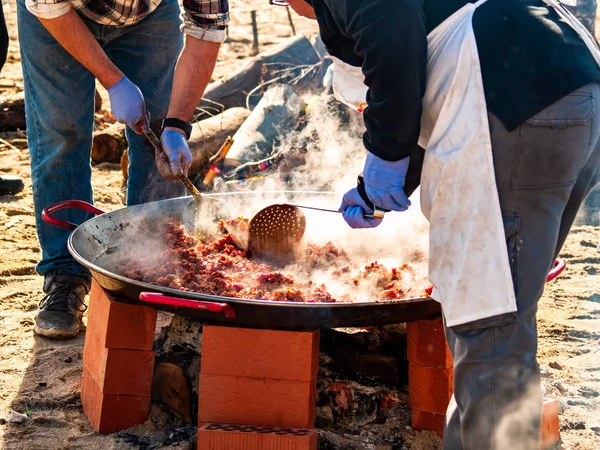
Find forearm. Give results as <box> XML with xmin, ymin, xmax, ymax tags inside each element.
<box><xmin>39</xmin><ymin>10</ymin><xmax>123</xmax><ymax>88</ymax></box>
<box><xmin>167</xmin><ymin>35</ymin><xmax>221</xmax><ymax>122</ymax></box>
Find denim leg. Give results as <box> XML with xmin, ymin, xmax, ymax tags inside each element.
<box><xmin>17</xmin><ymin>1</ymin><xmax>96</xmax><ymax>279</ymax></box>
<box><xmin>102</xmin><ymin>0</ymin><xmax>184</xmax><ymax>206</ymax></box>
<box><xmin>443</xmin><ymin>83</ymin><xmax>600</xmax><ymax>450</ymax></box>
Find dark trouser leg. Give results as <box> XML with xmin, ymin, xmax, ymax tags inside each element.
<box><xmin>443</xmin><ymin>83</ymin><xmax>600</xmax><ymax>450</ymax></box>
<box><xmin>0</xmin><ymin>1</ymin><xmax>8</xmax><ymax>71</ymax></box>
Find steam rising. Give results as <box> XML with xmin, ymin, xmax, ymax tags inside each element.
<box><xmin>114</xmin><ymin>94</ymin><xmax>430</xmax><ymax>302</ymax></box>
<box><xmin>215</xmin><ymin>94</ymin><xmax>430</xmax><ymax>264</ymax></box>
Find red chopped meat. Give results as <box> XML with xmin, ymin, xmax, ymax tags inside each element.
<box><xmin>122</xmin><ymin>219</ymin><xmax>426</xmax><ymax>303</ymax></box>
<box><xmin>257</xmin><ymin>272</ymin><xmax>294</xmax><ymax>287</ymax></box>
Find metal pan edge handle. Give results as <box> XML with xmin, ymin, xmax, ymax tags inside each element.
<box><xmin>546</xmin><ymin>259</ymin><xmax>566</xmax><ymax>283</ymax></box>
<box><xmin>424</xmin><ymin>258</ymin><xmax>567</xmax><ymax>296</ymax></box>
<box><xmin>42</xmin><ymin>200</ymin><xmax>106</xmax><ymax>230</ymax></box>
<box><xmin>139</xmin><ymin>292</ymin><xmax>236</xmax><ymax>318</ymax></box>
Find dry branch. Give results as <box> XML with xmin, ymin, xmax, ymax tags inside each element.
<box><xmin>197</xmin><ymin>34</ymin><xmax>324</xmax><ymax>118</ymax></box>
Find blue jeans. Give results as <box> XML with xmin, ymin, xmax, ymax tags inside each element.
<box><xmin>443</xmin><ymin>84</ymin><xmax>600</xmax><ymax>449</ymax></box>
<box><xmin>17</xmin><ymin>0</ymin><xmax>184</xmax><ymax>279</ymax></box>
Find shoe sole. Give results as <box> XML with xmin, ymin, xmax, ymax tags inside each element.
<box><xmin>34</xmin><ymin>325</ymin><xmax>80</xmax><ymax>340</ymax></box>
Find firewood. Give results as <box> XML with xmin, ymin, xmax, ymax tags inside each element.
<box><xmin>91</xmin><ymin>122</ymin><xmax>127</xmax><ymax>164</ymax></box>
<box><xmin>94</xmin><ymin>88</ymin><xmax>103</xmax><ymax>113</ymax></box>
<box><xmin>151</xmin><ymin>362</ymin><xmax>193</xmax><ymax>424</ymax></box>
<box><xmin>121</xmin><ymin>148</ymin><xmax>129</xmax><ymax>181</ymax></box>
<box><xmin>197</xmin><ymin>34</ymin><xmax>324</xmax><ymax>118</ymax></box>
<box><xmin>223</xmin><ymin>84</ymin><xmax>304</xmax><ymax>171</ymax></box>
<box><xmin>0</xmin><ymin>92</ymin><xmax>25</xmax><ymax>131</ymax></box>
<box><xmin>0</xmin><ymin>89</ymin><xmax>103</xmax><ymax>131</ymax></box>
<box><xmin>188</xmin><ymin>107</ymin><xmax>250</xmax><ymax>177</ymax></box>
<box><xmin>322</xmin><ymin>348</ymin><xmax>400</xmax><ymax>388</ymax></box>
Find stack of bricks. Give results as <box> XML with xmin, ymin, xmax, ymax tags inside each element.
<box><xmin>81</xmin><ymin>281</ymin><xmax>158</xmax><ymax>433</ymax></box>
<box><xmin>197</xmin><ymin>325</ymin><xmax>320</xmax><ymax>450</ymax></box>
<box><xmin>407</xmin><ymin>317</ymin><xmax>453</xmax><ymax>437</ymax></box>
<box><xmin>406</xmin><ymin>317</ymin><xmax>561</xmax><ymax>449</ymax></box>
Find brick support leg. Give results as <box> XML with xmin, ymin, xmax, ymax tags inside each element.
<box><xmin>407</xmin><ymin>318</ymin><xmax>561</xmax><ymax>449</ymax></box>
<box><xmin>407</xmin><ymin>317</ymin><xmax>453</xmax><ymax>437</ymax></box>
<box><xmin>197</xmin><ymin>325</ymin><xmax>319</xmax><ymax>450</ymax></box>
<box><xmin>81</xmin><ymin>281</ymin><xmax>157</xmax><ymax>433</ymax></box>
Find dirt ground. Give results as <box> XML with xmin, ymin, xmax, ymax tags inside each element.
<box><xmin>1</xmin><ymin>1</ymin><xmax>600</xmax><ymax>449</ymax></box>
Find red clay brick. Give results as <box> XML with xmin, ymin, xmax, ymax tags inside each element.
<box><xmin>197</xmin><ymin>423</ymin><xmax>317</xmax><ymax>450</ymax></box>
<box><xmin>87</xmin><ymin>280</ymin><xmax>157</xmax><ymax>350</ymax></box>
<box><xmin>407</xmin><ymin>318</ymin><xmax>453</xmax><ymax>369</ymax></box>
<box><xmin>408</xmin><ymin>363</ymin><xmax>453</xmax><ymax>415</ymax></box>
<box><xmin>83</xmin><ymin>330</ymin><xmax>155</xmax><ymax>396</ymax></box>
<box><xmin>412</xmin><ymin>409</ymin><xmax>445</xmax><ymax>437</ymax></box>
<box><xmin>540</xmin><ymin>399</ymin><xmax>559</xmax><ymax>449</ymax></box>
<box><xmin>198</xmin><ymin>374</ymin><xmax>316</xmax><ymax>429</ymax></box>
<box><xmin>201</xmin><ymin>326</ymin><xmax>320</xmax><ymax>382</ymax></box>
<box><xmin>81</xmin><ymin>367</ymin><xmax>150</xmax><ymax>434</ymax></box>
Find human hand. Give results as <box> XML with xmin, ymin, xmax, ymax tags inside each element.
<box><xmin>107</xmin><ymin>77</ymin><xmax>146</xmax><ymax>134</ymax></box>
<box><xmin>363</xmin><ymin>153</ymin><xmax>411</xmax><ymax>211</ymax></box>
<box><xmin>339</xmin><ymin>188</ymin><xmax>383</xmax><ymax>229</ymax></box>
<box><xmin>157</xmin><ymin>129</ymin><xmax>193</xmax><ymax>179</ymax></box>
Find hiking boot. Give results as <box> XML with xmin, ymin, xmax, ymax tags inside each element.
<box><xmin>34</xmin><ymin>275</ymin><xmax>90</xmax><ymax>339</ymax></box>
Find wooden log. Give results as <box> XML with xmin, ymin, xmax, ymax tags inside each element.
<box><xmin>92</xmin><ymin>122</ymin><xmax>127</xmax><ymax>164</ymax></box>
<box><xmin>0</xmin><ymin>92</ymin><xmax>25</xmax><ymax>131</ymax></box>
<box><xmin>223</xmin><ymin>84</ymin><xmax>304</xmax><ymax>169</ymax></box>
<box><xmin>188</xmin><ymin>107</ymin><xmax>251</xmax><ymax>177</ymax></box>
<box><xmin>95</xmin><ymin>88</ymin><xmax>103</xmax><ymax>113</ymax></box>
<box><xmin>151</xmin><ymin>362</ymin><xmax>193</xmax><ymax>424</ymax></box>
<box><xmin>121</xmin><ymin>149</ymin><xmax>129</xmax><ymax>181</ymax></box>
<box><xmin>0</xmin><ymin>89</ymin><xmax>104</xmax><ymax>131</ymax></box>
<box><xmin>196</xmin><ymin>34</ymin><xmax>324</xmax><ymax>118</ymax></box>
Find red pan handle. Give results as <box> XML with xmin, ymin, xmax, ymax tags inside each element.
<box><xmin>546</xmin><ymin>258</ymin><xmax>566</xmax><ymax>283</ymax></box>
<box><xmin>139</xmin><ymin>292</ymin><xmax>236</xmax><ymax>318</ymax></box>
<box><xmin>424</xmin><ymin>258</ymin><xmax>567</xmax><ymax>296</ymax></box>
<box><xmin>42</xmin><ymin>200</ymin><xmax>106</xmax><ymax>230</ymax></box>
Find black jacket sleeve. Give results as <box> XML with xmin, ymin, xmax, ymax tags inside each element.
<box><xmin>329</xmin><ymin>0</ymin><xmax>427</xmax><ymax>161</ymax></box>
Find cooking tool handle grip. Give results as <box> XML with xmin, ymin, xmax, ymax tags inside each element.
<box><xmin>42</xmin><ymin>200</ymin><xmax>106</xmax><ymax>230</ymax></box>
<box><xmin>546</xmin><ymin>258</ymin><xmax>566</xmax><ymax>282</ymax></box>
<box><xmin>424</xmin><ymin>258</ymin><xmax>567</xmax><ymax>296</ymax></box>
<box><xmin>139</xmin><ymin>292</ymin><xmax>236</xmax><ymax>318</ymax></box>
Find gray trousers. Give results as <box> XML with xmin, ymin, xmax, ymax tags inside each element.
<box><xmin>443</xmin><ymin>83</ymin><xmax>600</xmax><ymax>449</ymax></box>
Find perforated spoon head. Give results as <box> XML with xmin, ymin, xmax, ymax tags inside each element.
<box><xmin>247</xmin><ymin>204</ymin><xmax>307</xmax><ymax>263</ymax></box>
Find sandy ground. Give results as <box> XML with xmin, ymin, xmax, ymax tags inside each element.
<box><xmin>1</xmin><ymin>1</ymin><xmax>600</xmax><ymax>449</ymax></box>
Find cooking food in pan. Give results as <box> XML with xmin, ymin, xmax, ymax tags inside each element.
<box><xmin>122</xmin><ymin>217</ymin><xmax>429</xmax><ymax>303</ymax></box>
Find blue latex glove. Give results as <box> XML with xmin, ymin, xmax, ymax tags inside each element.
<box><xmin>108</xmin><ymin>77</ymin><xmax>146</xmax><ymax>134</ymax></box>
<box><xmin>338</xmin><ymin>188</ymin><xmax>383</xmax><ymax>229</ymax></box>
<box><xmin>363</xmin><ymin>153</ymin><xmax>411</xmax><ymax>211</ymax></box>
<box><xmin>157</xmin><ymin>129</ymin><xmax>193</xmax><ymax>179</ymax></box>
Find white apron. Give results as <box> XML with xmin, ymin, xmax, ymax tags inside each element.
<box><xmin>332</xmin><ymin>0</ymin><xmax>600</xmax><ymax>326</ymax></box>
<box><xmin>417</xmin><ymin>0</ymin><xmax>514</xmax><ymax>326</ymax></box>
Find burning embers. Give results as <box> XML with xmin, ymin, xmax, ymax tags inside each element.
<box><xmin>123</xmin><ymin>218</ymin><xmax>427</xmax><ymax>303</ymax></box>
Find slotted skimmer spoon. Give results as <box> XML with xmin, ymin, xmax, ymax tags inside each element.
<box><xmin>247</xmin><ymin>203</ymin><xmax>385</xmax><ymax>262</ymax></box>
<box><xmin>143</xmin><ymin>126</ymin><xmax>224</xmax><ymax>236</ymax></box>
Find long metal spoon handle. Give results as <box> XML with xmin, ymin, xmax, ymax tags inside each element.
<box><xmin>177</xmin><ymin>174</ymin><xmax>203</xmax><ymax>202</ymax></box>
<box><xmin>288</xmin><ymin>204</ymin><xmax>386</xmax><ymax>219</ymax></box>
<box><xmin>287</xmin><ymin>204</ymin><xmax>341</xmax><ymax>214</ymax></box>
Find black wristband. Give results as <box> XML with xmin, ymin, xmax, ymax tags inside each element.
<box><xmin>356</xmin><ymin>174</ymin><xmax>390</xmax><ymax>213</ymax></box>
<box><xmin>161</xmin><ymin>118</ymin><xmax>192</xmax><ymax>140</ymax></box>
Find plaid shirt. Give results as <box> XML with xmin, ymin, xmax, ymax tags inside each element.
<box><xmin>26</xmin><ymin>0</ymin><xmax>229</xmax><ymax>42</ymax></box>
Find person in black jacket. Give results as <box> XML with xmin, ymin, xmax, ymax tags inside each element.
<box><xmin>284</xmin><ymin>0</ymin><xmax>600</xmax><ymax>448</ymax></box>
<box><xmin>0</xmin><ymin>2</ymin><xmax>25</xmax><ymax>197</ymax></box>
